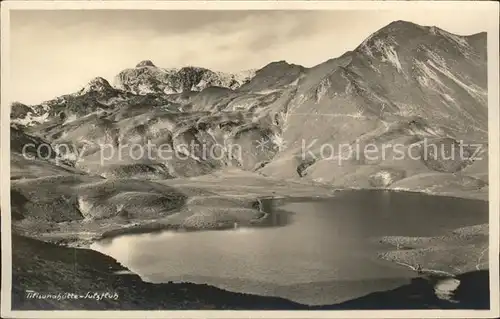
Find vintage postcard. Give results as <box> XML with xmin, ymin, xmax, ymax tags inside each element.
<box><xmin>1</xmin><ymin>1</ymin><xmax>499</xmax><ymax>318</ymax></box>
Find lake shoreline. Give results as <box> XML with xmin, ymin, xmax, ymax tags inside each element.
<box><xmin>12</xmin><ymin>234</ymin><xmax>490</xmax><ymax>310</ymax></box>
<box><xmin>13</xmin><ymin>183</ymin><xmax>488</xmax><ymax>250</ymax></box>
<box><xmin>88</xmin><ymin>189</ymin><xmax>488</xmax><ymax>306</ymax></box>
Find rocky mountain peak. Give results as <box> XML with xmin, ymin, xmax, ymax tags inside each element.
<box><xmin>249</xmin><ymin>60</ymin><xmax>304</xmax><ymax>80</ymax></box>
<box><xmin>136</xmin><ymin>60</ymin><xmax>156</xmax><ymax>68</ymax></box>
<box><xmin>357</xmin><ymin>20</ymin><xmax>428</xmax><ymax>51</ymax></box>
<box><xmin>80</xmin><ymin>77</ymin><xmax>114</xmax><ymax>94</ymax></box>
<box><xmin>261</xmin><ymin>60</ymin><xmax>298</xmax><ymax>69</ymax></box>
<box><xmin>385</xmin><ymin>20</ymin><xmax>423</xmax><ymax>30</ymax></box>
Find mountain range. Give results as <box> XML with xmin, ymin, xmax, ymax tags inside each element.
<box><xmin>11</xmin><ymin>20</ymin><xmax>488</xmax><ymax>197</ymax></box>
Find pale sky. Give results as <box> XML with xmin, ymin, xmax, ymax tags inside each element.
<box><xmin>10</xmin><ymin>9</ymin><xmax>490</xmax><ymax>105</ymax></box>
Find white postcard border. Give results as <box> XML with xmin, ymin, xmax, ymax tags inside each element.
<box><xmin>1</xmin><ymin>1</ymin><xmax>499</xmax><ymax>318</ymax></box>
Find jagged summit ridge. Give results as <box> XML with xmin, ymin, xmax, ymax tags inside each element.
<box><xmin>136</xmin><ymin>60</ymin><xmax>156</xmax><ymax>68</ymax></box>
<box><xmin>79</xmin><ymin>77</ymin><xmax>115</xmax><ymax>95</ymax></box>
<box><xmin>114</xmin><ymin>63</ymin><xmax>256</xmax><ymax>95</ymax></box>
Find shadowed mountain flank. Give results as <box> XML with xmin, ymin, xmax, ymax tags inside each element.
<box><xmin>11</xmin><ymin>20</ymin><xmax>487</xmax><ymax>195</ymax></box>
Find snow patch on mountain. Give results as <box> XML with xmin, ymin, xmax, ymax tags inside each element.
<box><xmin>256</xmin><ymin>88</ymin><xmax>282</xmax><ymax>95</ymax></box>
<box><xmin>78</xmin><ymin>77</ymin><xmax>115</xmax><ymax>95</ymax></box>
<box><xmin>234</xmin><ymin>69</ymin><xmax>257</xmax><ymax>84</ymax></box>
<box><xmin>315</xmin><ymin>77</ymin><xmax>331</xmax><ymax>103</ymax></box>
<box><xmin>441</xmin><ymin>93</ymin><xmax>456</xmax><ymax>103</ymax></box>
<box><xmin>431</xmin><ymin>26</ymin><xmax>478</xmax><ymax>59</ymax></box>
<box><xmin>382</xmin><ymin>44</ymin><xmax>404</xmax><ymax>74</ymax></box>
<box><xmin>63</xmin><ymin>114</ymin><xmax>79</xmax><ymax>125</ymax></box>
<box><xmin>427</xmin><ymin>60</ymin><xmax>487</xmax><ymax>102</ymax></box>
<box><xmin>114</xmin><ymin>62</ymin><xmax>256</xmax><ymax>95</ymax></box>
<box><xmin>414</xmin><ymin>59</ymin><xmax>446</xmax><ymax>91</ymax></box>
<box><xmin>137</xmin><ymin>83</ymin><xmax>158</xmax><ymax>95</ymax></box>
<box><xmin>361</xmin><ymin>35</ymin><xmax>406</xmax><ymax>75</ymax></box>
<box><xmin>374</xmin><ymin>37</ymin><xmax>405</xmax><ymax>74</ymax></box>
<box><xmin>114</xmin><ymin>66</ymin><xmax>179</xmax><ymax>95</ymax></box>
<box><xmin>438</xmin><ymin>30</ymin><xmax>473</xmax><ymax>51</ymax></box>
<box><xmin>11</xmin><ymin>111</ymin><xmax>50</xmax><ymax>127</ymax></box>
<box><xmin>424</xmin><ymin>47</ymin><xmax>447</xmax><ymax>67</ymax></box>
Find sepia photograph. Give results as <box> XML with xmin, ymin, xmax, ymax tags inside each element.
<box><xmin>1</xmin><ymin>1</ymin><xmax>499</xmax><ymax>318</ymax></box>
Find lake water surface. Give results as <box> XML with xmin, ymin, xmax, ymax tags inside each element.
<box><xmin>92</xmin><ymin>190</ymin><xmax>488</xmax><ymax>305</ymax></box>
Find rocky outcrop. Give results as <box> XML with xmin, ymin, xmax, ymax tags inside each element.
<box><xmin>113</xmin><ymin>62</ymin><xmax>256</xmax><ymax>95</ymax></box>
